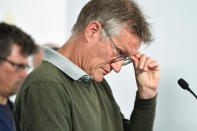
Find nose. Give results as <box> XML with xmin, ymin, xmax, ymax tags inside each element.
<box><xmin>111</xmin><ymin>60</ymin><xmax>124</xmax><ymax>73</ymax></box>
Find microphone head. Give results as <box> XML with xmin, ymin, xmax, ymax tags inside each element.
<box><xmin>178</xmin><ymin>78</ymin><xmax>189</xmax><ymax>90</ymax></box>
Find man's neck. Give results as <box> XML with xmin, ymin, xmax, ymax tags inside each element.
<box><xmin>0</xmin><ymin>95</ymin><xmax>8</xmax><ymax>105</ymax></box>
<box><xmin>58</xmin><ymin>35</ymin><xmax>86</xmax><ymax>68</ymax></box>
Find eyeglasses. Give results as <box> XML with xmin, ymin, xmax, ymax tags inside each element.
<box><xmin>0</xmin><ymin>56</ymin><xmax>30</xmax><ymax>72</ymax></box>
<box><xmin>108</xmin><ymin>35</ymin><xmax>133</xmax><ymax>66</ymax></box>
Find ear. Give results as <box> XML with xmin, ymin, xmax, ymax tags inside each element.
<box><xmin>85</xmin><ymin>21</ymin><xmax>102</xmax><ymax>42</ymax></box>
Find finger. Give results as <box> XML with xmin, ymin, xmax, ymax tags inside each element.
<box><xmin>143</xmin><ymin>57</ymin><xmax>152</xmax><ymax>71</ymax></box>
<box><xmin>148</xmin><ymin>61</ymin><xmax>160</xmax><ymax>71</ymax></box>
<box><xmin>132</xmin><ymin>51</ymin><xmax>140</xmax><ymax>56</ymax></box>
<box><xmin>138</xmin><ymin>54</ymin><xmax>146</xmax><ymax>70</ymax></box>
<box><xmin>133</xmin><ymin>53</ymin><xmax>141</xmax><ymax>59</ymax></box>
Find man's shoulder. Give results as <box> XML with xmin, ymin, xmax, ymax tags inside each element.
<box><xmin>20</xmin><ymin>61</ymin><xmax>64</xmax><ymax>90</ymax></box>
<box><xmin>29</xmin><ymin>61</ymin><xmax>62</xmax><ymax>81</ymax></box>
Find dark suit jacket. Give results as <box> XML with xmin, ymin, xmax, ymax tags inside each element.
<box><xmin>0</xmin><ymin>99</ymin><xmax>14</xmax><ymax>131</ymax></box>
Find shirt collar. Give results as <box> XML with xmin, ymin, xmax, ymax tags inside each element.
<box><xmin>42</xmin><ymin>47</ymin><xmax>93</xmax><ymax>82</ymax></box>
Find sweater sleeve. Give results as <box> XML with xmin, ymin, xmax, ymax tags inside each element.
<box><xmin>123</xmin><ymin>92</ymin><xmax>157</xmax><ymax>131</ymax></box>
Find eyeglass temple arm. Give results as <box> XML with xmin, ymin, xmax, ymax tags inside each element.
<box><xmin>108</xmin><ymin>36</ymin><xmax>120</xmax><ymax>53</ymax></box>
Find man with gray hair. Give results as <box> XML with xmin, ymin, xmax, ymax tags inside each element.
<box><xmin>14</xmin><ymin>0</ymin><xmax>160</xmax><ymax>131</ymax></box>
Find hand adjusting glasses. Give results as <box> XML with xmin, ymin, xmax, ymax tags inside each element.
<box><xmin>0</xmin><ymin>56</ymin><xmax>30</xmax><ymax>72</ymax></box>
<box><xmin>108</xmin><ymin>35</ymin><xmax>133</xmax><ymax>66</ymax></box>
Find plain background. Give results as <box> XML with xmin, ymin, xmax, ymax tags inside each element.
<box><xmin>1</xmin><ymin>0</ymin><xmax>197</xmax><ymax>130</ymax></box>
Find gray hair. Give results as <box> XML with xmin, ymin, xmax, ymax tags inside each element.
<box><xmin>72</xmin><ymin>0</ymin><xmax>153</xmax><ymax>43</ymax></box>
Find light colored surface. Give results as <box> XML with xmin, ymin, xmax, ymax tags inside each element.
<box><xmin>138</xmin><ymin>0</ymin><xmax>197</xmax><ymax>130</ymax></box>
<box><xmin>1</xmin><ymin>0</ymin><xmax>197</xmax><ymax>130</ymax></box>
<box><xmin>0</xmin><ymin>0</ymin><xmax>66</xmax><ymax>46</ymax></box>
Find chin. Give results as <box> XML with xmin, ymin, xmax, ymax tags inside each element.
<box><xmin>93</xmin><ymin>75</ymin><xmax>104</xmax><ymax>82</ymax></box>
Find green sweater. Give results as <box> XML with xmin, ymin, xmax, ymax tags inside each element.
<box><xmin>14</xmin><ymin>61</ymin><xmax>156</xmax><ymax>131</ymax></box>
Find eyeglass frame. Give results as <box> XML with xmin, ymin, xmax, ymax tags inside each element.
<box><xmin>0</xmin><ymin>56</ymin><xmax>30</xmax><ymax>72</ymax></box>
<box><xmin>107</xmin><ymin>35</ymin><xmax>133</xmax><ymax>66</ymax></box>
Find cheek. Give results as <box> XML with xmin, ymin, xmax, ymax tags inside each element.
<box><xmin>97</xmin><ymin>43</ymin><xmax>114</xmax><ymax>60</ymax></box>
<box><xmin>0</xmin><ymin>67</ymin><xmax>19</xmax><ymax>87</ymax></box>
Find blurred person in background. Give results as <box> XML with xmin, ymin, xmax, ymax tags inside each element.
<box><xmin>14</xmin><ymin>0</ymin><xmax>160</xmax><ymax>131</ymax></box>
<box><xmin>0</xmin><ymin>22</ymin><xmax>38</xmax><ymax>131</ymax></box>
<box><xmin>32</xmin><ymin>43</ymin><xmax>59</xmax><ymax>68</ymax></box>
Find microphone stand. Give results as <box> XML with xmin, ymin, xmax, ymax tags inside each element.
<box><xmin>187</xmin><ymin>88</ymin><xmax>197</xmax><ymax>99</ymax></box>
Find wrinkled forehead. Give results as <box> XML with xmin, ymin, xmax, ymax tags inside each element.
<box><xmin>117</xmin><ymin>27</ymin><xmax>142</xmax><ymax>47</ymax></box>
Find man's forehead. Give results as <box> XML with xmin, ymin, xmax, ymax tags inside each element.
<box><xmin>117</xmin><ymin>29</ymin><xmax>142</xmax><ymax>54</ymax></box>
<box><xmin>117</xmin><ymin>28</ymin><xmax>141</xmax><ymax>44</ymax></box>
<box><xmin>8</xmin><ymin>44</ymin><xmax>28</xmax><ymax>63</ymax></box>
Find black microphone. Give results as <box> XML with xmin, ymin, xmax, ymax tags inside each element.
<box><xmin>178</xmin><ymin>78</ymin><xmax>197</xmax><ymax>99</ymax></box>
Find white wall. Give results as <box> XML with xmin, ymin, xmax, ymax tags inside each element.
<box><xmin>139</xmin><ymin>0</ymin><xmax>197</xmax><ymax>130</ymax></box>
<box><xmin>1</xmin><ymin>0</ymin><xmax>197</xmax><ymax>131</ymax></box>
<box><xmin>0</xmin><ymin>0</ymin><xmax>66</xmax><ymax>46</ymax></box>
